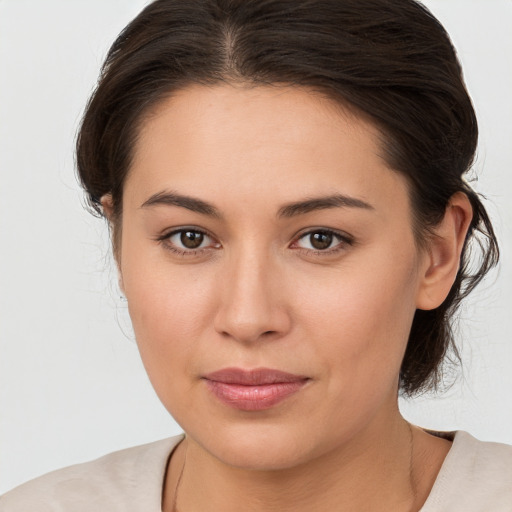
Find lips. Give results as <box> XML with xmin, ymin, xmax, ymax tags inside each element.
<box><xmin>202</xmin><ymin>368</ymin><xmax>309</xmax><ymax>411</ymax></box>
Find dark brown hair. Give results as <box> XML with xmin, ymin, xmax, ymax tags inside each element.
<box><xmin>76</xmin><ymin>0</ymin><xmax>499</xmax><ymax>395</ymax></box>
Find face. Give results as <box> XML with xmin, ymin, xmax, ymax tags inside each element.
<box><xmin>119</xmin><ymin>84</ymin><xmax>429</xmax><ymax>470</ymax></box>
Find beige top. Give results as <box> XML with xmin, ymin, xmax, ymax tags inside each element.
<box><xmin>1</xmin><ymin>431</ymin><xmax>512</xmax><ymax>511</ymax></box>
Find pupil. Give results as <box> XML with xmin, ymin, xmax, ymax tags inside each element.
<box><xmin>311</xmin><ymin>232</ymin><xmax>332</xmax><ymax>250</ymax></box>
<box><xmin>181</xmin><ymin>231</ymin><xmax>204</xmax><ymax>249</ymax></box>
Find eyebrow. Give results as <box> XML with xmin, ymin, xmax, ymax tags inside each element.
<box><xmin>277</xmin><ymin>194</ymin><xmax>374</xmax><ymax>218</ymax></box>
<box><xmin>140</xmin><ymin>190</ymin><xmax>374</xmax><ymax>218</ymax></box>
<box><xmin>141</xmin><ymin>191</ymin><xmax>222</xmax><ymax>218</ymax></box>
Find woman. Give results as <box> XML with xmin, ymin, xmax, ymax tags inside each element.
<box><xmin>1</xmin><ymin>0</ymin><xmax>510</xmax><ymax>510</ymax></box>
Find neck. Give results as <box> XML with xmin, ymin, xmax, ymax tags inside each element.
<box><xmin>163</xmin><ymin>410</ymin><xmax>449</xmax><ymax>512</ymax></box>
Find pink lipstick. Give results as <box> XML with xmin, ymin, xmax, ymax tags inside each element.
<box><xmin>203</xmin><ymin>368</ymin><xmax>309</xmax><ymax>411</ymax></box>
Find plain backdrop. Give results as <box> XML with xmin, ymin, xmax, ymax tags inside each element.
<box><xmin>1</xmin><ymin>0</ymin><xmax>511</xmax><ymax>494</ymax></box>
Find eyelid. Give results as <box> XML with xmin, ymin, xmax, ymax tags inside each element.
<box><xmin>155</xmin><ymin>226</ymin><xmax>354</xmax><ymax>257</ymax></box>
<box><xmin>290</xmin><ymin>228</ymin><xmax>355</xmax><ymax>254</ymax></box>
<box><xmin>156</xmin><ymin>226</ymin><xmax>221</xmax><ymax>255</ymax></box>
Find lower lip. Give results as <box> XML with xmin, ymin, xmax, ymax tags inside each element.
<box><xmin>204</xmin><ymin>380</ymin><xmax>308</xmax><ymax>411</ymax></box>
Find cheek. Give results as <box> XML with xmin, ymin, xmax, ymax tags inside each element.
<box><xmin>296</xmin><ymin>248</ymin><xmax>420</xmax><ymax>390</ymax></box>
<box><xmin>123</xmin><ymin>270</ymin><xmax>220</xmax><ymax>422</ymax></box>
<box><xmin>120</xmin><ymin>238</ymin><xmax>218</xmax><ymax>397</ymax></box>
<box><xmin>126</xmin><ymin>269</ymin><xmax>214</xmax><ymax>351</ymax></box>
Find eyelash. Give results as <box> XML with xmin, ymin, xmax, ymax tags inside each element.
<box><xmin>156</xmin><ymin>227</ymin><xmax>354</xmax><ymax>257</ymax></box>
<box><xmin>156</xmin><ymin>227</ymin><xmax>217</xmax><ymax>257</ymax></box>
<box><xmin>292</xmin><ymin>229</ymin><xmax>354</xmax><ymax>256</ymax></box>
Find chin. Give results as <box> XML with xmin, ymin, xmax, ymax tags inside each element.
<box><xmin>188</xmin><ymin>420</ymin><xmax>326</xmax><ymax>471</ymax></box>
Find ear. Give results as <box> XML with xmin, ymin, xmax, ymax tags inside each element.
<box><xmin>100</xmin><ymin>194</ymin><xmax>125</xmax><ymax>294</ymax></box>
<box><xmin>416</xmin><ymin>192</ymin><xmax>473</xmax><ymax>310</ymax></box>
<box><xmin>100</xmin><ymin>193</ymin><xmax>115</xmax><ymax>222</ymax></box>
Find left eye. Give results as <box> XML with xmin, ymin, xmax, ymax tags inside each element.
<box><xmin>168</xmin><ymin>229</ymin><xmax>214</xmax><ymax>250</ymax></box>
<box><xmin>295</xmin><ymin>230</ymin><xmax>346</xmax><ymax>251</ymax></box>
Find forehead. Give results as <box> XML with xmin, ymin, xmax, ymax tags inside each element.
<box><xmin>135</xmin><ymin>83</ymin><xmax>383</xmax><ymax>163</ymax></box>
<box><xmin>126</xmin><ymin>84</ymin><xmax>409</xmax><ymax>218</ymax></box>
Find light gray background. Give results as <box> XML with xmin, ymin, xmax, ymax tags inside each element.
<box><xmin>1</xmin><ymin>0</ymin><xmax>511</xmax><ymax>494</ymax></box>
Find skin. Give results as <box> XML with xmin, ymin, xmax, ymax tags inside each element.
<box><xmin>103</xmin><ymin>84</ymin><xmax>472</xmax><ymax>511</ymax></box>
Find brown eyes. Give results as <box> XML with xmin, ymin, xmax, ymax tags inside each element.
<box><xmin>163</xmin><ymin>229</ymin><xmax>219</xmax><ymax>254</ymax></box>
<box><xmin>159</xmin><ymin>228</ymin><xmax>352</xmax><ymax>257</ymax></box>
<box><xmin>179</xmin><ymin>230</ymin><xmax>207</xmax><ymax>249</ymax></box>
<box><xmin>298</xmin><ymin>231</ymin><xmax>336</xmax><ymax>250</ymax></box>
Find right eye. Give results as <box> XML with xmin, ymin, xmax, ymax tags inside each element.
<box><xmin>170</xmin><ymin>230</ymin><xmax>209</xmax><ymax>249</ymax></box>
<box><xmin>158</xmin><ymin>228</ymin><xmax>221</xmax><ymax>256</ymax></box>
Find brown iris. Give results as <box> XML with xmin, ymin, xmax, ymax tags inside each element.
<box><xmin>180</xmin><ymin>231</ymin><xmax>204</xmax><ymax>249</ymax></box>
<box><xmin>309</xmin><ymin>232</ymin><xmax>333</xmax><ymax>250</ymax></box>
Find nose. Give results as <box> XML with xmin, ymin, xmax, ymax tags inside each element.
<box><xmin>213</xmin><ymin>248</ymin><xmax>292</xmax><ymax>344</ymax></box>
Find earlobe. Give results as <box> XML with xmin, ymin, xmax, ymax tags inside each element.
<box><xmin>416</xmin><ymin>192</ymin><xmax>473</xmax><ymax>310</ymax></box>
<box><xmin>100</xmin><ymin>193</ymin><xmax>115</xmax><ymax>222</ymax></box>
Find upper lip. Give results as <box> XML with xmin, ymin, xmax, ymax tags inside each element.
<box><xmin>203</xmin><ymin>367</ymin><xmax>309</xmax><ymax>385</ymax></box>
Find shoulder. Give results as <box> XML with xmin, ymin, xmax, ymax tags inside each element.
<box><xmin>0</xmin><ymin>435</ymin><xmax>183</xmax><ymax>512</ymax></box>
<box><xmin>422</xmin><ymin>431</ymin><xmax>512</xmax><ymax>511</ymax></box>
